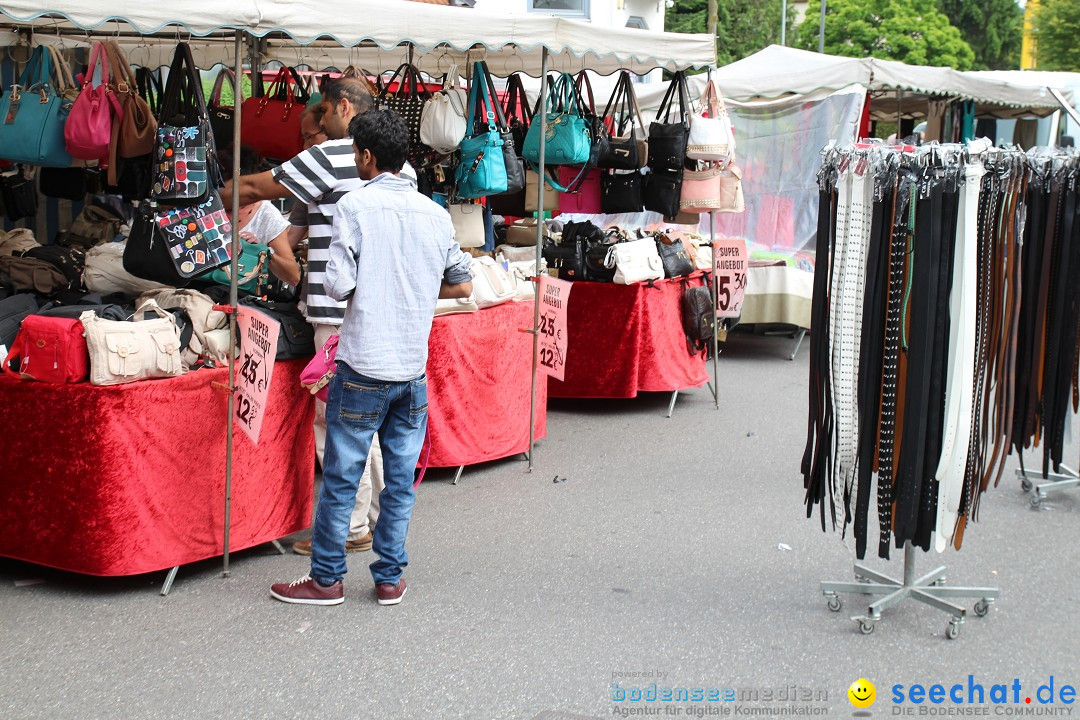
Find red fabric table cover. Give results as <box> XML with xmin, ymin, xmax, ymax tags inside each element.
<box><xmin>424</xmin><ymin>300</ymin><xmax>546</xmax><ymax>468</ymax></box>
<box><xmin>0</xmin><ymin>360</ymin><xmax>315</xmax><ymax>576</ymax></box>
<box><xmin>548</xmin><ymin>274</ymin><xmax>709</xmax><ymax>399</ymax></box>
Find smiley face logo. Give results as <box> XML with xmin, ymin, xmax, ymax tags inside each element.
<box><xmin>848</xmin><ymin>679</ymin><xmax>876</xmax><ymax>709</ymax></box>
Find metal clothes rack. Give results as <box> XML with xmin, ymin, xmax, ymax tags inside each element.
<box><xmin>820</xmin><ymin>541</ymin><xmax>999</xmax><ymax>639</ymax></box>
<box><xmin>1016</xmin><ymin>465</ymin><xmax>1080</xmax><ymax>508</ymax></box>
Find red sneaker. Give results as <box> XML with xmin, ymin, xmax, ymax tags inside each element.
<box><xmin>375</xmin><ymin>579</ymin><xmax>407</xmax><ymax>606</ymax></box>
<box><xmin>270</xmin><ymin>575</ymin><xmax>344</xmax><ymax>605</ymax></box>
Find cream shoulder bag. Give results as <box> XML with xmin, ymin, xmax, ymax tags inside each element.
<box><xmin>80</xmin><ymin>299</ymin><xmax>185</xmax><ymax>386</ymax></box>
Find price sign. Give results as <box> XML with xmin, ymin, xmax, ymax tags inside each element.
<box><xmin>536</xmin><ymin>275</ymin><xmax>573</xmax><ymax>381</ymax></box>
<box><xmin>713</xmin><ymin>237</ymin><xmax>748</xmax><ymax>318</ymax></box>
<box><xmin>235</xmin><ymin>307</ymin><xmax>280</xmax><ymax>444</ymax></box>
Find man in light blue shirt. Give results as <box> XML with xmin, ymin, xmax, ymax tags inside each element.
<box><xmin>272</xmin><ymin>109</ymin><xmax>473</xmax><ymax>607</ymax></box>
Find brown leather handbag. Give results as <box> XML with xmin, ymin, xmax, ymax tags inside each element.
<box><xmin>105</xmin><ymin>42</ymin><xmax>156</xmax><ymax>158</ymax></box>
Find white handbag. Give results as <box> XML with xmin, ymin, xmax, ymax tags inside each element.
<box><xmin>434</xmin><ymin>297</ymin><xmax>479</xmax><ymax>316</ymax></box>
<box><xmin>470</xmin><ymin>256</ymin><xmax>517</xmax><ymax>309</ymax></box>
<box><xmin>448</xmin><ymin>202</ymin><xmax>485</xmax><ymax>249</ymax></box>
<box><xmin>607</xmin><ymin>238</ymin><xmax>664</xmax><ymax>285</ymax></box>
<box><xmin>80</xmin><ymin>299</ymin><xmax>185</xmax><ymax>386</ymax></box>
<box><xmin>83</xmin><ymin>241</ymin><xmax>168</xmax><ymax>297</ymax></box>
<box><xmin>419</xmin><ymin>64</ymin><xmax>468</xmax><ymax>154</ymax></box>
<box><xmin>137</xmin><ymin>288</ymin><xmax>228</xmax><ymax>368</ymax></box>
<box><xmin>687</xmin><ymin>80</ymin><xmax>735</xmax><ymax>165</ymax></box>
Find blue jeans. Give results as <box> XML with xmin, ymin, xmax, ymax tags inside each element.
<box><xmin>310</xmin><ymin>363</ymin><xmax>428</xmax><ymax>586</ymax></box>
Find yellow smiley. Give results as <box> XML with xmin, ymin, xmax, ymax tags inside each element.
<box><xmin>848</xmin><ymin>679</ymin><xmax>876</xmax><ymax>709</ymax></box>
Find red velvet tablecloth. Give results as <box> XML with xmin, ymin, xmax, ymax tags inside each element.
<box><xmin>424</xmin><ymin>300</ymin><xmax>547</xmax><ymax>468</ymax></box>
<box><xmin>548</xmin><ymin>275</ymin><xmax>710</xmax><ymax>399</ymax></box>
<box><xmin>0</xmin><ymin>360</ymin><xmax>314</xmax><ymax>576</ymax></box>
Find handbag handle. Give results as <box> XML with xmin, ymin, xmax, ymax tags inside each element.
<box><xmin>382</xmin><ymin>62</ymin><xmax>428</xmax><ymax>101</ymax></box>
<box><xmin>136</xmin><ymin>67</ymin><xmax>163</xmax><ymax>115</ymax></box>
<box><xmin>440</xmin><ymin>64</ymin><xmax>466</xmax><ymax>118</ymax></box>
<box><xmin>80</xmin><ymin>42</ymin><xmax>111</xmax><ymax>89</ymax></box>
<box><xmin>699</xmin><ymin>79</ymin><xmax>723</xmax><ymax>118</ymax></box>
<box><xmin>209</xmin><ymin>68</ymin><xmax>237</xmax><ymax>107</ymax></box>
<box><xmin>656</xmin><ymin>70</ymin><xmax>689</xmax><ymax>126</ymax></box>
<box><xmin>574</xmin><ymin>71</ymin><xmax>597</xmax><ymax>117</ymax></box>
<box><xmin>340</xmin><ymin>65</ymin><xmax>380</xmax><ymax>96</ymax></box>
<box><xmin>2</xmin><ymin>332</ymin><xmax>24</xmax><ymax>379</ymax></box>
<box><xmin>261</xmin><ymin>66</ymin><xmax>296</xmax><ymax>107</ymax></box>
<box><xmin>502</xmin><ymin>73</ymin><xmax>533</xmax><ymax>127</ymax></box>
<box><xmin>476</xmin><ymin>61</ymin><xmax>510</xmax><ymax>131</ymax></box>
<box><xmin>159</xmin><ymin>43</ymin><xmax>210</xmax><ymax>127</ymax></box>
<box><xmin>602</xmin><ymin>70</ymin><xmax>643</xmax><ymax>135</ymax></box>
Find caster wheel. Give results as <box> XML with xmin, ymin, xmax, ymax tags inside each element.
<box><xmin>934</xmin><ymin>578</ymin><xmax>947</xmax><ymax>587</ymax></box>
<box><xmin>974</xmin><ymin>600</ymin><xmax>990</xmax><ymax>617</ymax></box>
<box><xmin>827</xmin><ymin>595</ymin><xmax>842</xmax><ymax>613</ymax></box>
<box><xmin>1021</xmin><ymin>478</ymin><xmax>1033</xmax><ymax>493</ymax></box>
<box><xmin>1030</xmin><ymin>495</ymin><xmax>1042</xmax><ymax>509</ymax></box>
<box><xmin>946</xmin><ymin>621</ymin><xmax>961</xmax><ymax>640</ymax></box>
<box><xmin>855</xmin><ymin>575</ymin><xmax>869</xmax><ymax>583</ymax></box>
<box><xmin>859</xmin><ymin>619</ymin><xmax>875</xmax><ymax>635</ymax></box>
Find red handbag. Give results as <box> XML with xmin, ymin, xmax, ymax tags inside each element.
<box><xmin>240</xmin><ymin>67</ymin><xmax>310</xmax><ymax>161</ymax></box>
<box><xmin>557</xmin><ymin>167</ymin><xmax>603</xmax><ymax>215</ymax></box>
<box><xmin>3</xmin><ymin>315</ymin><xmax>89</xmax><ymax>383</ymax></box>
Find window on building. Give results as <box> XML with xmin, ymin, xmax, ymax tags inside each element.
<box><xmin>528</xmin><ymin>0</ymin><xmax>589</xmax><ymax>18</ymax></box>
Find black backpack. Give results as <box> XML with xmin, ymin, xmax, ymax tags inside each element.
<box><xmin>0</xmin><ymin>294</ymin><xmax>39</xmax><ymax>348</ymax></box>
<box><xmin>681</xmin><ymin>283</ymin><xmax>714</xmax><ymax>355</ymax></box>
<box><xmin>239</xmin><ymin>297</ymin><xmax>315</xmax><ymax>360</ymax></box>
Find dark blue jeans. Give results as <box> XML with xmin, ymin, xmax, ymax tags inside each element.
<box><xmin>310</xmin><ymin>363</ymin><xmax>428</xmax><ymax>586</ymax></box>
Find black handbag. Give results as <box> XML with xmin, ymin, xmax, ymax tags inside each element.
<box><xmin>681</xmin><ymin>283</ymin><xmax>714</xmax><ymax>354</ymax></box>
<box><xmin>656</xmin><ymin>236</ymin><xmax>693</xmax><ymax>278</ymax></box>
<box><xmin>503</xmin><ymin>74</ymin><xmax>532</xmax><ymax>160</ymax></box>
<box><xmin>238</xmin><ymin>296</ymin><xmax>315</xmax><ymax>359</ymax></box>
<box><xmin>153</xmin><ymin>43</ymin><xmax>217</xmax><ymax>207</ymax></box>
<box><xmin>575</xmin><ymin>71</ymin><xmax>610</xmax><ymax>169</ymax></box>
<box><xmin>122</xmin><ymin>203</ymin><xmax>193</xmax><ymax>288</ymax></box>
<box><xmin>0</xmin><ymin>294</ymin><xmax>40</xmax><ymax>347</ymax></box>
<box><xmin>542</xmin><ymin>237</ymin><xmax>586</xmax><ymax>282</ymax></box>
<box><xmin>599</xmin><ymin>71</ymin><xmax>647</xmax><ymax>170</ymax></box>
<box><xmin>39</xmin><ymin>168</ymin><xmax>88</xmax><ymax>201</ymax></box>
<box><xmin>601</xmin><ymin>170</ymin><xmax>644</xmax><ymax>214</ymax></box>
<box><xmin>647</xmin><ymin>71</ymin><xmax>691</xmax><ymax>174</ymax></box>
<box><xmin>207</xmin><ymin>68</ymin><xmax>236</xmax><ymax>148</ymax></box>
<box><xmin>1</xmin><ymin>170</ymin><xmax>39</xmax><ymax>222</ymax></box>
<box><xmin>561</xmin><ymin>220</ymin><xmax>615</xmax><ymax>283</ymax></box>
<box><xmin>643</xmin><ymin>170</ymin><xmax>684</xmax><ymax>219</ymax></box>
<box><xmin>475</xmin><ymin>62</ymin><xmax>525</xmax><ymax>197</ymax></box>
<box><xmin>378</xmin><ymin>63</ymin><xmax>441</xmax><ymax>169</ymax></box>
<box><xmin>18</xmin><ymin>245</ymin><xmax>85</xmax><ymax>286</ymax></box>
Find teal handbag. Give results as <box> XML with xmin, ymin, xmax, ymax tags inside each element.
<box><xmin>0</xmin><ymin>45</ymin><xmax>76</xmax><ymax>168</ymax></box>
<box><xmin>521</xmin><ymin>73</ymin><xmax>592</xmax><ymax>168</ymax></box>
<box><xmin>200</xmin><ymin>242</ymin><xmax>271</xmax><ymax>294</ymax></box>
<box><xmin>454</xmin><ymin>62</ymin><xmax>508</xmax><ymax>199</ymax></box>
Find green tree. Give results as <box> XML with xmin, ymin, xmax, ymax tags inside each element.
<box><xmin>666</xmin><ymin>0</ymin><xmax>794</xmax><ymax>67</ymax></box>
<box><xmin>1033</xmin><ymin>0</ymin><xmax>1080</xmax><ymax>72</ymax></box>
<box><xmin>795</xmin><ymin>0</ymin><xmax>975</xmax><ymax>70</ymax></box>
<box><xmin>938</xmin><ymin>0</ymin><xmax>1023</xmax><ymax>70</ymax></box>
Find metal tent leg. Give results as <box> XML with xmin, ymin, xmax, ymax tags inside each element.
<box><xmin>789</xmin><ymin>328</ymin><xmax>807</xmax><ymax>361</ymax></box>
<box><xmin>161</xmin><ymin>566</ymin><xmax>180</xmax><ymax>596</ymax></box>
<box><xmin>1017</xmin><ymin>465</ymin><xmax>1080</xmax><ymax>508</ymax></box>
<box><xmin>271</xmin><ymin>540</ymin><xmax>287</xmax><ymax>555</ymax></box>
<box><xmin>452</xmin><ymin>465</ymin><xmax>465</xmax><ymax>486</ymax></box>
<box><xmin>666</xmin><ymin>390</ymin><xmax>679</xmax><ymax>418</ymax></box>
<box><xmin>820</xmin><ymin>541</ymin><xmax>999</xmax><ymax>638</ymax></box>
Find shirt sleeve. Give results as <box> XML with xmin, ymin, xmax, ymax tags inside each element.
<box><xmin>442</xmin><ymin>215</ymin><xmax>473</xmax><ymax>285</ymax></box>
<box><xmin>246</xmin><ymin>202</ymin><xmax>291</xmax><ymax>244</ymax></box>
<box><xmin>325</xmin><ymin>198</ymin><xmax>360</xmax><ymax>302</ymax></box>
<box><xmin>271</xmin><ymin>144</ymin><xmax>337</xmax><ymax>205</ymax></box>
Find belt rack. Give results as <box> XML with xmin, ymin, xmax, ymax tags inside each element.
<box><xmin>1016</xmin><ymin>465</ymin><xmax>1080</xmax><ymax>508</ymax></box>
<box><xmin>820</xmin><ymin>541</ymin><xmax>999</xmax><ymax>639</ymax></box>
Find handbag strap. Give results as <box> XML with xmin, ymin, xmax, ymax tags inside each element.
<box><xmin>160</xmin><ymin>43</ymin><xmax>209</xmax><ymax>125</ymax></box>
<box><xmin>136</xmin><ymin>67</ymin><xmax>163</xmax><ymax>115</ymax></box>
<box><xmin>477</xmin><ymin>61</ymin><xmax>510</xmax><ymax>131</ymax></box>
<box><xmin>132</xmin><ymin>298</ymin><xmax>177</xmax><ymax>325</ymax></box>
<box><xmin>602</xmin><ymin>70</ymin><xmax>643</xmax><ymax>135</ymax></box>
<box><xmin>503</xmin><ymin>73</ymin><xmax>533</xmax><ymax>127</ymax></box>
<box><xmin>43</xmin><ymin>45</ymin><xmax>75</xmax><ymax>97</ymax></box>
<box><xmin>574</xmin><ymin>71</ymin><xmax>597</xmax><ymax>117</ymax></box>
<box><xmin>13</xmin><ymin>45</ymin><xmax>46</xmax><ymax>90</ymax></box>
<box><xmin>656</xmin><ymin>70</ymin><xmax>689</xmax><ymax>125</ymax></box>
<box><xmin>81</xmin><ymin>42</ymin><xmax>110</xmax><ymax>88</ymax></box>
<box><xmin>209</xmin><ymin>68</ymin><xmax>236</xmax><ymax>107</ymax></box>
<box><xmin>699</xmin><ymin>79</ymin><xmax>722</xmax><ymax>118</ymax></box>
<box><xmin>2</xmin><ymin>331</ymin><xmax>24</xmax><ymax>379</ymax></box>
<box><xmin>261</xmin><ymin>66</ymin><xmax>295</xmax><ymax>105</ymax></box>
<box><xmin>440</xmin><ymin>64</ymin><xmax>466</xmax><ymax>117</ymax></box>
<box><xmin>383</xmin><ymin>62</ymin><xmax>428</xmax><ymax>101</ymax></box>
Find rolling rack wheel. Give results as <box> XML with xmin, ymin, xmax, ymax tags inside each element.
<box><xmin>857</xmin><ymin>618</ymin><xmax>876</xmax><ymax>635</ymax></box>
<box><xmin>973</xmin><ymin>600</ymin><xmax>990</xmax><ymax>617</ymax></box>
<box><xmin>1021</xmin><ymin>478</ymin><xmax>1033</xmax><ymax>493</ymax></box>
<box><xmin>946</xmin><ymin>618</ymin><xmax>961</xmax><ymax>640</ymax></box>
<box><xmin>826</xmin><ymin>594</ymin><xmax>842</xmax><ymax>613</ymax></box>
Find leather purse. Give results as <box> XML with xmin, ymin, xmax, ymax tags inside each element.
<box><xmin>598</xmin><ymin>71</ymin><xmax>647</xmax><ymax>170</ymax></box>
<box><xmin>301</xmin><ymin>333</ymin><xmax>339</xmax><ymax>401</ymax></box>
<box><xmin>558</xmin><ymin>167</ymin><xmax>603</xmax><ymax>215</ymax></box>
<box><xmin>65</xmin><ymin>42</ymin><xmax>121</xmax><ymax>163</ymax></box>
<box><xmin>647</xmin><ymin>71</ymin><xmax>691</xmax><ymax>174</ymax></box>
<box><xmin>607</xmin><ymin>237</ymin><xmax>664</xmax><ymax>285</ymax></box>
<box><xmin>681</xmin><ymin>283</ymin><xmax>714</xmax><ymax>354</ymax></box>
<box><xmin>717</xmin><ymin>163</ymin><xmax>745</xmax><ymax>213</ymax></box>
<box><xmin>601</xmin><ymin>170</ymin><xmax>644</xmax><ymax>214</ymax></box>
<box><xmin>18</xmin><ymin>245</ymin><xmax>85</xmax><ymax>286</ymax></box>
<box><xmin>575</xmin><ymin>71</ymin><xmax>610</xmax><ymax>168</ymax></box>
<box><xmin>3</xmin><ymin>315</ymin><xmax>89</xmax><ymax>383</ymax></box>
<box><xmin>241</xmin><ymin>66</ymin><xmax>309</xmax><ymax>161</ymax></box>
<box><xmin>1</xmin><ymin>170</ymin><xmax>40</xmax><ymax>222</ymax></box>
<box><xmin>470</xmin><ymin>256</ymin><xmax>517</xmax><ymax>309</ymax></box>
<box><xmin>207</xmin><ymin>68</ymin><xmax>236</xmax><ymax>148</ymax></box>
<box><xmin>239</xmin><ymin>297</ymin><xmax>315</xmax><ymax>359</ymax></box>
<box><xmin>0</xmin><ymin>45</ymin><xmax>77</xmax><ymax>168</ymax></box>
<box><xmin>0</xmin><ymin>255</ymin><xmax>70</xmax><ymax>294</ymax></box>
<box><xmin>80</xmin><ymin>299</ymin><xmax>185</xmax><ymax>385</ymax></box>
<box><xmin>153</xmin><ymin>193</ymin><xmax>234</xmax><ymax>277</ymax></box>
<box><xmin>679</xmin><ymin>163</ymin><xmax>723</xmax><ymax>213</ymax></box>
<box><xmin>656</xmin><ymin>235</ymin><xmax>694</xmax><ymax>278</ymax></box>
<box><xmin>123</xmin><ymin>203</ymin><xmax>192</xmax><ymax>288</ymax></box>
<box><xmin>106</xmin><ymin>42</ymin><xmax>157</xmax><ymax>160</ymax></box>
<box><xmin>503</xmin><ymin>73</ymin><xmax>532</xmax><ymax>160</ymax></box>
<box><xmin>643</xmin><ymin>170</ymin><xmax>684</xmax><ymax>219</ymax></box>
<box><xmin>152</xmin><ymin>44</ymin><xmax>215</xmax><ymax>206</ymax></box>
<box><xmin>419</xmin><ymin>64</ymin><xmax>467</xmax><ymax>155</ymax></box>
<box><xmin>522</xmin><ymin>73</ymin><xmax>592</xmax><ymax>168</ymax></box>
<box><xmin>687</xmin><ymin>79</ymin><xmax>735</xmax><ymax>165</ymax></box>
<box><xmin>448</xmin><ymin>202</ymin><xmax>486</xmax><ymax>248</ymax></box>
<box><xmin>455</xmin><ymin>64</ymin><xmax>509</xmax><ymax>200</ymax></box>
<box><xmin>525</xmin><ymin>170</ymin><xmax>560</xmax><ymax>214</ymax></box>
<box><xmin>476</xmin><ymin>62</ymin><xmax>525</xmax><ymax>196</ymax></box>
<box><xmin>378</xmin><ymin>63</ymin><xmax>438</xmax><ymax>168</ymax></box>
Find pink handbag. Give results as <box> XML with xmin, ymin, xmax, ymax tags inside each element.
<box><xmin>3</xmin><ymin>315</ymin><xmax>89</xmax><ymax>384</ymax></box>
<box><xmin>679</xmin><ymin>163</ymin><xmax>723</xmax><ymax>213</ymax></box>
<box><xmin>65</xmin><ymin>43</ymin><xmax>122</xmax><ymax>162</ymax></box>
<box><xmin>557</xmin><ymin>167</ymin><xmax>603</xmax><ymax>215</ymax></box>
<box><xmin>300</xmin><ymin>333</ymin><xmax>339</xmax><ymax>401</ymax></box>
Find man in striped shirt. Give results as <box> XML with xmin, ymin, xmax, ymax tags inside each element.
<box><xmin>223</xmin><ymin>78</ymin><xmax>414</xmax><ymax>556</ymax></box>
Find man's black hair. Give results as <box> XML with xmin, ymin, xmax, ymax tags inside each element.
<box><xmin>324</xmin><ymin>77</ymin><xmax>374</xmax><ymax>113</ymax></box>
<box><xmin>349</xmin><ymin>109</ymin><xmax>409</xmax><ymax>173</ymax></box>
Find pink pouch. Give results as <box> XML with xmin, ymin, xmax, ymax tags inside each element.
<box><xmin>557</xmin><ymin>167</ymin><xmax>603</xmax><ymax>215</ymax></box>
<box><xmin>65</xmin><ymin>43</ymin><xmax>122</xmax><ymax>162</ymax></box>
<box><xmin>3</xmin><ymin>315</ymin><xmax>89</xmax><ymax>384</ymax></box>
<box><xmin>300</xmin><ymin>333</ymin><xmax>339</xmax><ymax>401</ymax></box>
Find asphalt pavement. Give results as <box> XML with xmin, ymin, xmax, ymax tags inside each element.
<box><xmin>2</xmin><ymin>332</ymin><xmax>1078</xmax><ymax>720</ymax></box>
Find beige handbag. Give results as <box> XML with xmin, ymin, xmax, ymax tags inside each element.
<box><xmin>679</xmin><ymin>164</ymin><xmax>723</xmax><ymax>213</ymax></box>
<box><xmin>80</xmin><ymin>299</ymin><xmax>185</xmax><ymax>386</ymax></box>
<box><xmin>137</xmin><ymin>288</ymin><xmax>228</xmax><ymax>368</ymax></box>
<box><xmin>525</xmin><ymin>170</ymin><xmax>560</xmax><ymax>214</ymax></box>
<box><xmin>0</xmin><ymin>228</ymin><xmax>39</xmax><ymax>256</ymax></box>
<box><xmin>83</xmin><ymin>241</ymin><xmax>168</xmax><ymax>297</ymax></box>
<box><xmin>434</xmin><ymin>297</ymin><xmax>479</xmax><ymax>316</ymax></box>
<box><xmin>717</xmin><ymin>164</ymin><xmax>745</xmax><ymax>214</ymax></box>
<box><xmin>505</xmin><ymin>218</ymin><xmax>550</xmax><ymax>247</ymax></box>
<box><xmin>448</xmin><ymin>202</ymin><xmax>485</xmax><ymax>249</ymax></box>
<box><xmin>470</xmin><ymin>256</ymin><xmax>517</xmax><ymax>309</ymax></box>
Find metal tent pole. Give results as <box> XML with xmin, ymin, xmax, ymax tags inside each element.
<box><xmin>527</xmin><ymin>48</ymin><xmax>550</xmax><ymax>471</ymax></box>
<box><xmin>710</xmin><ymin>211</ymin><xmax>719</xmax><ymax>409</ymax></box>
<box><xmin>223</xmin><ymin>29</ymin><xmax>244</xmax><ymax>578</ymax></box>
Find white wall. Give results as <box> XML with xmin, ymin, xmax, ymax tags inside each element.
<box><xmin>472</xmin><ymin>0</ymin><xmax>665</xmax><ymax>34</ymax></box>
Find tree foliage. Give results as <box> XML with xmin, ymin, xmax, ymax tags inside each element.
<box><xmin>795</xmin><ymin>0</ymin><xmax>975</xmax><ymax>70</ymax></box>
<box><xmin>1033</xmin><ymin>0</ymin><xmax>1080</xmax><ymax>72</ymax></box>
<box><xmin>938</xmin><ymin>0</ymin><xmax>1023</xmax><ymax>70</ymax></box>
<box><xmin>666</xmin><ymin>0</ymin><xmax>793</xmax><ymax>67</ymax></box>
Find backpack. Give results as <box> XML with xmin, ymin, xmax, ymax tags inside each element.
<box><xmin>681</xmin><ymin>283</ymin><xmax>714</xmax><ymax>356</ymax></box>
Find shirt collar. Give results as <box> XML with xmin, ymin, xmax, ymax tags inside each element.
<box><xmin>364</xmin><ymin>172</ymin><xmax>413</xmax><ymax>189</ymax></box>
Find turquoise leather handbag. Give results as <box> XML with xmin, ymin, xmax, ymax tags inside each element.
<box><xmin>0</xmin><ymin>45</ymin><xmax>76</xmax><ymax>168</ymax></box>
<box><xmin>522</xmin><ymin>73</ymin><xmax>591</xmax><ymax>167</ymax></box>
<box><xmin>454</xmin><ymin>62</ymin><xmax>508</xmax><ymax>199</ymax></box>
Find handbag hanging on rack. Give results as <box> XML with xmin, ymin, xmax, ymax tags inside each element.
<box><xmin>522</xmin><ymin>73</ymin><xmax>592</xmax><ymax>169</ymax></box>
<box><xmin>643</xmin><ymin>71</ymin><xmax>691</xmax><ymax>218</ymax></box>
<box><xmin>503</xmin><ymin>73</ymin><xmax>532</xmax><ymax>160</ymax></box>
<box><xmin>102</xmin><ymin>42</ymin><xmax>156</xmax><ymax>190</ymax></box>
<box><xmin>574</xmin><ymin>71</ymin><xmax>610</xmax><ymax>169</ymax></box>
<box><xmin>679</xmin><ymin>162</ymin><xmax>723</xmax><ymax>213</ymax></box>
<box><xmin>600</xmin><ymin>170</ymin><xmax>644</xmax><ymax>214</ymax></box>
<box><xmin>152</xmin><ymin>43</ymin><xmax>215</xmax><ymax>206</ymax></box>
<box><xmin>0</xmin><ymin>45</ymin><xmax>78</xmax><ymax>168</ymax></box>
<box><xmin>378</xmin><ymin>62</ymin><xmax>440</xmax><ymax>168</ymax></box>
<box><xmin>65</xmin><ymin>42</ymin><xmax>122</xmax><ymax>163</ymax></box>
<box><xmin>207</xmin><ymin>67</ymin><xmax>237</xmax><ymax>148</ymax></box>
<box><xmin>598</xmin><ymin>70</ymin><xmax>647</xmax><ymax>170</ymax></box>
<box><xmin>687</xmin><ymin>79</ymin><xmax>736</xmax><ymax>165</ymax></box>
<box><xmin>716</xmin><ymin>163</ymin><xmax>745</xmax><ymax>213</ymax></box>
<box><xmin>475</xmin><ymin>61</ymin><xmax>525</xmax><ymax>196</ymax></box>
<box><xmin>240</xmin><ymin>66</ymin><xmax>309</xmax><ymax>161</ymax></box>
<box><xmin>454</xmin><ymin>64</ymin><xmax>509</xmax><ymax>200</ymax></box>
<box><xmin>419</xmin><ymin>64</ymin><xmax>467</xmax><ymax>155</ymax></box>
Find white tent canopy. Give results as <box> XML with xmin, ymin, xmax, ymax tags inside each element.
<box><xmin>0</xmin><ymin>0</ymin><xmax>716</xmax><ymax>75</ymax></box>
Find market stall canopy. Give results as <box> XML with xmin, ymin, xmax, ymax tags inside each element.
<box><xmin>0</xmin><ymin>0</ymin><xmax>717</xmax><ymax>75</ymax></box>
